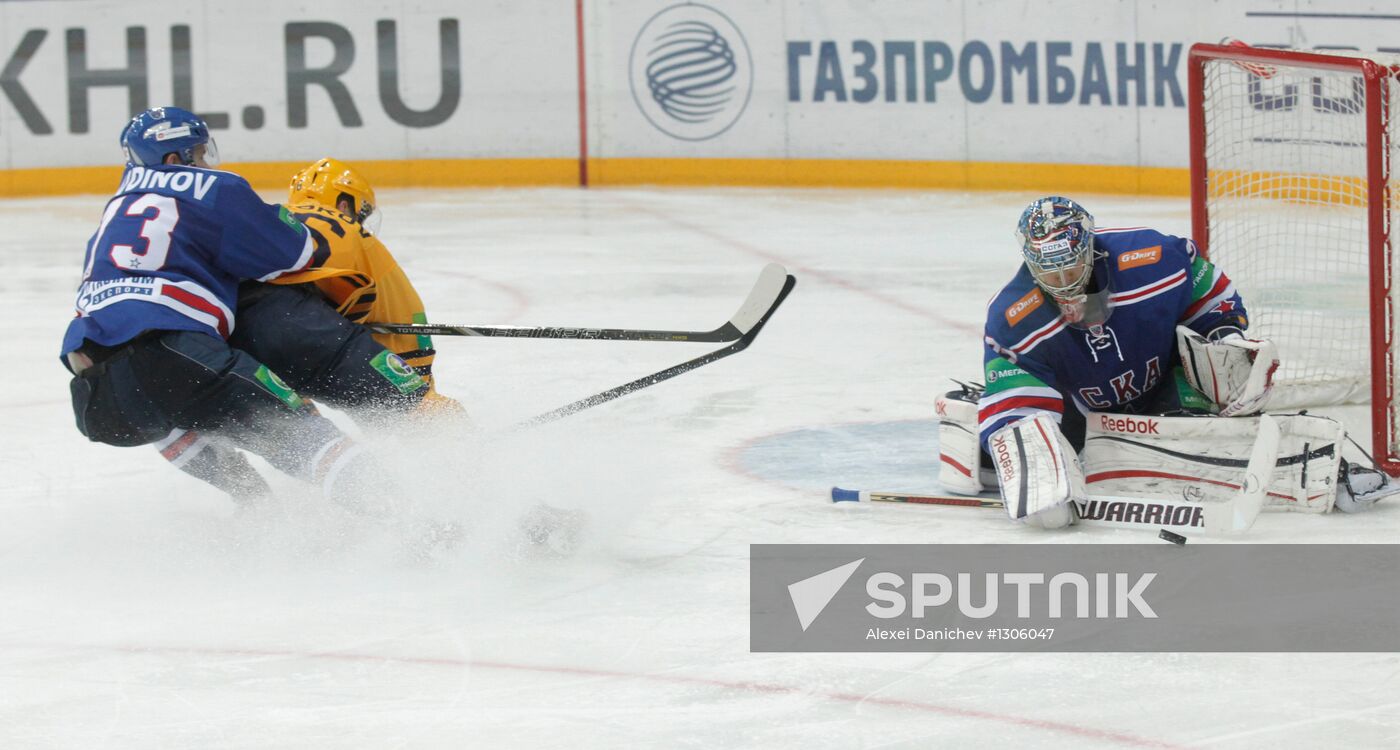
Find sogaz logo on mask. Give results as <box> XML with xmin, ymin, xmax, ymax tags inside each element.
<box><xmin>629</xmin><ymin>3</ymin><xmax>753</xmax><ymax>141</ymax></box>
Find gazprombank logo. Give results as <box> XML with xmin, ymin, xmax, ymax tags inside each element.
<box><xmin>629</xmin><ymin>3</ymin><xmax>753</xmax><ymax>141</ymax></box>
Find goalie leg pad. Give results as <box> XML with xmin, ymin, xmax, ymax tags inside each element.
<box><xmin>989</xmin><ymin>413</ymin><xmax>1085</xmax><ymax>529</ymax></box>
<box><xmin>1081</xmin><ymin>412</ymin><xmax>1343</xmax><ymax>513</ymax></box>
<box><xmin>935</xmin><ymin>389</ymin><xmax>983</xmax><ymax>496</ymax></box>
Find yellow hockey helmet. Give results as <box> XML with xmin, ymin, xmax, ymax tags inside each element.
<box><xmin>289</xmin><ymin>158</ymin><xmax>380</xmax><ymax>233</ymax></box>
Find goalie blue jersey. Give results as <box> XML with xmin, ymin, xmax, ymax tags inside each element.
<box><xmin>977</xmin><ymin>227</ymin><xmax>1248</xmax><ymax>451</ymax></box>
<box><xmin>61</xmin><ymin>164</ymin><xmax>316</xmax><ymax>362</ymax></box>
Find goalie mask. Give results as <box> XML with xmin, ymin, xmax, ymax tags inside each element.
<box><xmin>1015</xmin><ymin>196</ymin><xmax>1108</xmax><ymax>327</ymax></box>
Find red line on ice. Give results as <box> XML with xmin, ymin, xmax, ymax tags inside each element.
<box><xmin>8</xmin><ymin>641</ymin><xmax>1181</xmax><ymax>748</ymax></box>
<box><xmin>430</xmin><ymin>269</ymin><xmax>532</xmax><ymax>323</ymax></box>
<box><xmin>627</xmin><ymin>202</ymin><xmax>982</xmax><ymax>335</ymax></box>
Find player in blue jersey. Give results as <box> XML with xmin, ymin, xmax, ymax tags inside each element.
<box><xmin>934</xmin><ymin>197</ymin><xmax>1283</xmax><ymax>527</ymax></box>
<box><xmin>61</xmin><ymin>106</ymin><xmax>382</xmax><ymax>508</ymax></box>
<box><xmin>979</xmin><ymin>198</ymin><xmax>1263</xmax><ymax>444</ymax></box>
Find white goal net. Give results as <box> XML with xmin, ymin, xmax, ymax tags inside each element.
<box><xmin>1191</xmin><ymin>43</ymin><xmax>1400</xmax><ymax>470</ymax></box>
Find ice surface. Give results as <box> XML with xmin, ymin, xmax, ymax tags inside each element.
<box><xmin>2</xmin><ymin>187</ymin><xmax>1398</xmax><ymax>748</ymax></box>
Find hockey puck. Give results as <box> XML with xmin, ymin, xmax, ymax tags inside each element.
<box><xmin>1158</xmin><ymin>529</ymin><xmax>1187</xmax><ymax>545</ymax></box>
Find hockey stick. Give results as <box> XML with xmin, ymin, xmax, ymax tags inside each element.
<box><xmin>831</xmin><ymin>414</ymin><xmax>1281</xmax><ymax>536</ymax></box>
<box><xmin>830</xmin><ymin>487</ymin><xmax>1227</xmax><ymax>533</ymax></box>
<box><xmin>367</xmin><ymin>263</ymin><xmax>790</xmax><ymax>343</ymax></box>
<box><xmin>523</xmin><ymin>270</ymin><xmax>797</xmax><ymax>425</ymax></box>
<box><xmin>1214</xmin><ymin>413</ymin><xmax>1278</xmax><ymax>533</ymax></box>
<box><xmin>831</xmin><ymin>489</ymin><xmax>1005</xmax><ymax>510</ymax></box>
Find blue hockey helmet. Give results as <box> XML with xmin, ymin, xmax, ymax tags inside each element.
<box><xmin>121</xmin><ymin>106</ymin><xmax>220</xmax><ymax>168</ymax></box>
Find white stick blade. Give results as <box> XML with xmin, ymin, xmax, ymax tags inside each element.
<box><xmin>728</xmin><ymin>263</ymin><xmax>789</xmax><ymax>334</ymax></box>
<box><xmin>1232</xmin><ymin>413</ymin><xmax>1280</xmax><ymax>532</ymax></box>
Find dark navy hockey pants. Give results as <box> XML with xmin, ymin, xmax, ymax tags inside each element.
<box><xmin>230</xmin><ymin>282</ymin><xmax>427</xmax><ymax>413</ymax></box>
<box><xmin>69</xmin><ymin>329</ymin><xmax>347</xmax><ymax>482</ymax></box>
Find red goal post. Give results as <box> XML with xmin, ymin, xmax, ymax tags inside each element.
<box><xmin>1188</xmin><ymin>42</ymin><xmax>1400</xmax><ymax>474</ymax></box>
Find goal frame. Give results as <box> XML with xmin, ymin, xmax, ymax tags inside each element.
<box><xmin>1187</xmin><ymin>42</ymin><xmax>1398</xmax><ymax>474</ymax></box>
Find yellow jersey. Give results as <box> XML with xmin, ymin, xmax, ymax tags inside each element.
<box><xmin>271</xmin><ymin>203</ymin><xmax>439</xmax><ymax>388</ymax></box>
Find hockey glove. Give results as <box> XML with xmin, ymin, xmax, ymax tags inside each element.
<box><xmin>1176</xmin><ymin>325</ymin><xmax>1279</xmax><ymax>417</ymax></box>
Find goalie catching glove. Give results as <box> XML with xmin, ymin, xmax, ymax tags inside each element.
<box><xmin>987</xmin><ymin>413</ymin><xmax>1085</xmax><ymax>529</ymax></box>
<box><xmin>1176</xmin><ymin>325</ymin><xmax>1279</xmax><ymax>417</ymax></box>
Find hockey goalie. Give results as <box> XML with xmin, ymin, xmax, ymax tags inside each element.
<box><xmin>935</xmin><ymin>196</ymin><xmax>1397</xmax><ymax>528</ymax></box>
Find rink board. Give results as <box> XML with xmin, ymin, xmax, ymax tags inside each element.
<box><xmin>2</xmin><ymin>2</ymin><xmax>1399</xmax><ymax>193</ymax></box>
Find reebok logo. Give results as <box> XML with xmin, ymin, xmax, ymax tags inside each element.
<box><xmin>992</xmin><ymin>434</ymin><xmax>1015</xmax><ymax>482</ymax></box>
<box><xmin>1005</xmin><ymin>288</ymin><xmax>1044</xmax><ymax>326</ymax></box>
<box><xmin>788</xmin><ymin>558</ymin><xmax>864</xmax><ymax>631</ymax></box>
<box><xmin>1117</xmin><ymin>246</ymin><xmax>1161</xmax><ymax>270</ymax></box>
<box><xmin>1098</xmin><ymin>415</ymin><xmax>1160</xmax><ymax>434</ymax></box>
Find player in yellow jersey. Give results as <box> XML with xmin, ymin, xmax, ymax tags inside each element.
<box><xmin>158</xmin><ymin>158</ymin><xmax>459</xmax><ymax>503</ymax></box>
<box><xmin>270</xmin><ymin>158</ymin><xmax>460</xmax><ymax>413</ymax></box>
